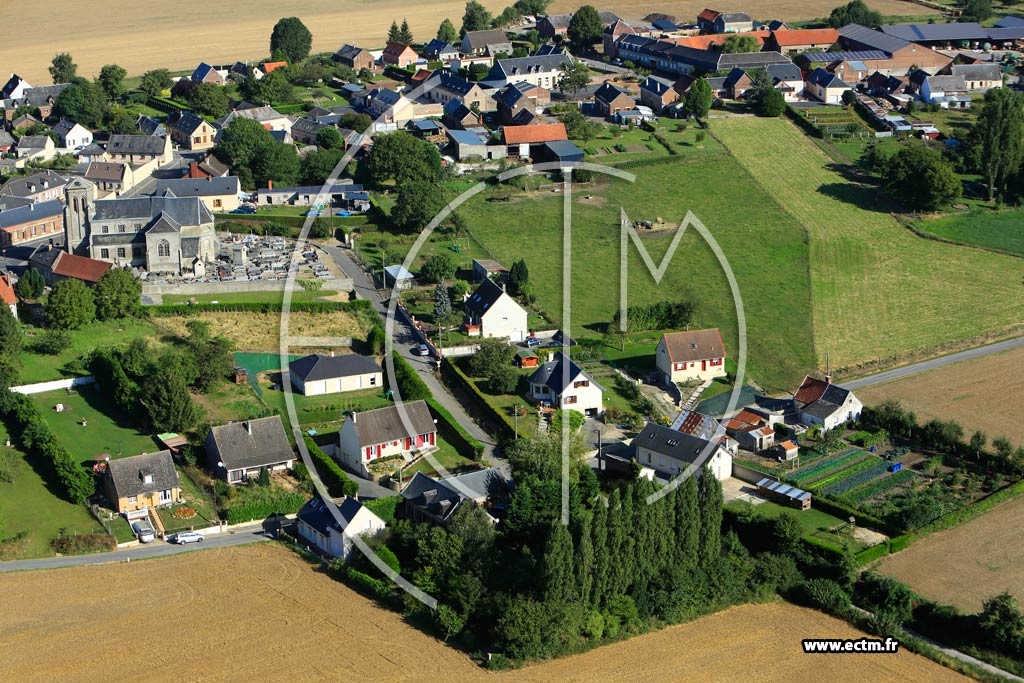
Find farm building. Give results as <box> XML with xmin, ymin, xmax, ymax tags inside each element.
<box><xmin>756</xmin><ymin>477</ymin><xmax>812</xmax><ymax>510</ymax></box>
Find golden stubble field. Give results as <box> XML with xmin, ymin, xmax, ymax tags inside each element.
<box><xmin>879</xmin><ymin>494</ymin><xmax>1024</xmax><ymax>613</ymax></box>
<box><xmin>152</xmin><ymin>308</ymin><xmax>371</xmax><ymax>352</ymax></box>
<box><xmin>0</xmin><ymin>543</ymin><xmax>969</xmax><ymax>683</ymax></box>
<box><xmin>1</xmin><ymin>0</ymin><xmax>930</xmax><ymax>83</ymax></box>
<box><xmin>859</xmin><ymin>346</ymin><xmax>1024</xmax><ymax>446</ymax></box>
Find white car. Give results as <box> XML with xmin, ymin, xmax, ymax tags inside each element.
<box><xmin>173</xmin><ymin>531</ymin><xmax>205</xmax><ymax>545</ymax></box>
<box><xmin>132</xmin><ymin>521</ymin><xmax>155</xmax><ymax>544</ymax></box>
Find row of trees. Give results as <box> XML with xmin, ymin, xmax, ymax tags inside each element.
<box><xmin>45</xmin><ymin>269</ymin><xmax>141</xmax><ymax>331</ymax></box>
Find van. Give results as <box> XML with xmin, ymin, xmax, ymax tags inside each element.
<box><xmin>173</xmin><ymin>531</ymin><xmax>205</xmax><ymax>544</ymax></box>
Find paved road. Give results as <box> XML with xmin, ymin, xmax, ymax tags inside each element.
<box><xmin>120</xmin><ymin>151</ymin><xmax>191</xmax><ymax>198</ymax></box>
<box><xmin>0</xmin><ymin>522</ymin><xmax>274</xmax><ymax>573</ymax></box>
<box><xmin>841</xmin><ymin>336</ymin><xmax>1024</xmax><ymax>391</ymax></box>
<box><xmin>322</xmin><ymin>243</ymin><xmax>504</xmax><ymax>475</ymax></box>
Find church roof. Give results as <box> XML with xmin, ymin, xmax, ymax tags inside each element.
<box><xmin>91</xmin><ymin>196</ymin><xmax>213</xmax><ymax>226</ymax></box>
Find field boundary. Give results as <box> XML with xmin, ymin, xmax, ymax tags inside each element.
<box><xmin>900</xmin><ymin>216</ymin><xmax>1024</xmax><ymax>260</ymax></box>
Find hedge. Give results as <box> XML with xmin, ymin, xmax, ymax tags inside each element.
<box><xmin>811</xmin><ymin>493</ymin><xmax>893</xmax><ymax>536</ymax></box>
<box><xmin>148</xmin><ymin>300</ymin><xmax>374</xmax><ymax>316</ymax></box>
<box><xmin>854</xmin><ymin>543</ymin><xmax>890</xmax><ymax>565</ymax></box>
<box><xmin>917</xmin><ymin>479</ymin><xmax>1024</xmax><ymax>536</ymax></box>
<box><xmin>441</xmin><ymin>357</ymin><xmax>515</xmax><ymax>442</ymax></box>
<box><xmin>214</xmin><ymin>213</ymin><xmax>368</xmax><ymax>230</ymax></box>
<box><xmin>303</xmin><ymin>436</ymin><xmax>358</xmax><ymax>498</ymax></box>
<box><xmin>146</xmin><ymin>96</ymin><xmax>189</xmax><ymax>113</ymax></box>
<box><xmin>386</xmin><ymin>350</ymin><xmax>431</xmax><ymax>402</ymax></box>
<box><xmin>225</xmin><ymin>488</ymin><xmax>307</xmax><ymax>524</ymax></box>
<box><xmin>785</xmin><ymin>105</ymin><xmax>824</xmax><ymax>139</ymax></box>
<box><xmin>342</xmin><ymin>565</ymin><xmax>390</xmax><ymax>599</ymax></box>
<box><xmin>426</xmin><ymin>397</ymin><xmax>484</xmax><ymax>460</ymax></box>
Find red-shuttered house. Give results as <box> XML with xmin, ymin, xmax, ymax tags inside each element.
<box><xmin>337</xmin><ymin>400</ymin><xmax>437</xmax><ymax>477</ymax></box>
<box><xmin>656</xmin><ymin>328</ymin><xmax>727</xmax><ymax>385</ymax></box>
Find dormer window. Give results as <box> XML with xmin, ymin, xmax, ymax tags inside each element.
<box><xmin>143</xmin><ymin>474</ymin><xmax>154</xmax><ymax>484</ymax></box>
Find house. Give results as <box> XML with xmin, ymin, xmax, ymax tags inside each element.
<box><xmin>671</xmin><ymin>408</ymin><xmax>738</xmax><ymax>454</ymax></box>
<box><xmin>539</xmin><ymin>139</ymin><xmax>584</xmax><ymax>164</ymax></box>
<box><xmin>288</xmin><ymin>353</ymin><xmax>383</xmax><ymax>396</ymax></box>
<box><xmin>910</xmin><ymin>71</ymin><xmax>968</xmax><ymax>106</ymax></box>
<box><xmin>724</xmin><ymin>408</ymin><xmax>775</xmax><ymax>452</ymax></box>
<box><xmin>1</xmin><ymin>83</ymin><xmax>70</xmax><ymax>123</ymax></box>
<box><xmin>764</xmin><ymin>63</ymin><xmax>806</xmax><ymax>101</ymax></box>
<box><xmin>166</xmin><ymin>110</ymin><xmax>217</xmax><ymax>151</ymax></box>
<box><xmin>423</xmin><ymin>39</ymin><xmax>459</xmax><ymax>62</ymax></box>
<box><xmin>464</xmin><ymin>277</ymin><xmax>528</xmax><ymax>341</ymax></box>
<box><xmin>502</xmin><ymin>121</ymin><xmax>567</xmax><ymax>158</ymax></box>
<box><xmin>259</xmin><ymin>61</ymin><xmax>288</xmax><ymax>77</ymax></box>
<box><xmin>723</xmin><ymin>68</ymin><xmax>754</xmax><ymax>99</ymax></box>
<box><xmin>950</xmin><ymin>63</ymin><xmax>1002</xmax><ymax>91</ymax></box>
<box><xmin>16</xmin><ymin>135</ymin><xmax>54</xmax><ymax>160</ymax></box>
<box><xmin>0</xmin><ymin>130</ymin><xmax>14</xmax><ymax>154</ymax></box>
<box><xmin>0</xmin><ymin>274</ymin><xmax>16</xmax><ymax>316</ymax></box>
<box><xmin>255</xmin><ymin>182</ymin><xmax>364</xmax><ymax>208</ymax></box>
<box><xmin>205</xmin><ymin>416</ymin><xmax>295</xmax><ymax>484</ymax></box>
<box><xmin>764</xmin><ymin>28</ymin><xmax>840</xmax><ymax>54</ymax></box>
<box><xmin>441</xmin><ymin>101</ymin><xmax>481</xmax><ymax>131</ymax></box>
<box><xmin>656</xmin><ymin>328</ymin><xmax>726</xmax><ymax>385</ymax></box>
<box><xmin>462</xmin><ymin>29</ymin><xmax>513</xmax><ymax>56</ymax></box>
<box><xmin>0</xmin><ymin>199</ymin><xmax>64</xmax><ymax>247</ymax></box>
<box><xmin>183</xmin><ymin>153</ymin><xmax>230</xmax><ymax>179</ymax></box>
<box><xmin>422</xmin><ymin>70</ymin><xmax>497</xmax><ymax>112</ymax></box>
<box><xmin>337</xmin><ymin>400</ymin><xmax>438</xmax><ymax>477</ymax></box>
<box><xmin>289</xmin><ymin>117</ymin><xmax>329</xmax><ymax>145</ymax></box>
<box><xmin>495</xmin><ymin>81</ymin><xmax>551</xmax><ymax>124</ymax></box>
<box><xmin>382</xmin><ymin>42</ymin><xmax>420</xmax><ymax>68</ymax></box>
<box><xmin>793</xmin><ymin>375</ymin><xmax>862</xmax><ymax>431</ymax></box>
<box><xmin>805</xmin><ymin>67</ymin><xmax>851</xmax><ymax>103</ymax></box>
<box><xmin>528</xmin><ymin>351</ymin><xmax>603</xmax><ymax>417</ymax></box>
<box><xmin>136</xmin><ymin>115</ymin><xmax>166</xmax><ymax>137</ymax></box>
<box><xmin>154</xmin><ymin>176</ymin><xmax>241</xmax><ymax>212</ymax></box>
<box><xmin>190</xmin><ymin>62</ymin><xmax>226</xmax><ymax>86</ymax></box>
<box><xmin>634</xmin><ymin>422</ymin><xmax>732</xmax><ymax>481</ymax></box>
<box><xmin>593</xmin><ymin>81</ymin><xmax>635</xmax><ymax>117</ymax></box>
<box><xmin>1</xmin><ymin>74</ymin><xmax>31</xmax><ymax>100</ymax></box>
<box><xmin>773</xmin><ymin>440</ymin><xmax>800</xmax><ymax>461</ymax></box>
<box><xmin>639</xmin><ymin>75</ymin><xmax>680</xmax><ymax>112</ymax></box>
<box><xmin>838</xmin><ymin>24</ymin><xmax>952</xmax><ymax>75</ymax></box>
<box><xmin>296</xmin><ymin>496</ymin><xmax>386</xmax><ymax>560</ymax></box>
<box><xmin>366</xmin><ymin>88</ymin><xmax>416</xmax><ymax>125</ymax></box>
<box><xmin>105</xmin><ymin>134</ymin><xmax>173</xmax><ymax>166</ymax></box>
<box><xmin>447</xmin><ymin>128</ymin><xmax>493</xmax><ymax>159</ymax></box>
<box><xmin>0</xmin><ymin>170</ymin><xmax>68</xmax><ymax>203</ymax></box>
<box><xmin>9</xmin><ymin>113</ymin><xmax>42</xmax><ymax>132</ymax></box>
<box><xmin>604</xmin><ymin>19</ymin><xmax>640</xmax><ymax>59</ymax></box>
<box><xmin>400</xmin><ymin>468</ymin><xmax>512</xmax><ymax>525</ymax></box>
<box><xmin>102</xmin><ymin>450</ymin><xmax>181</xmax><ymax>515</ymax></box>
<box><xmin>613</xmin><ymin>33</ymin><xmax>793</xmax><ymax>77</ymax></box>
<box><xmin>28</xmin><ymin>244</ymin><xmax>111</xmax><ymax>286</ymax></box>
<box><xmin>333</xmin><ymin>44</ymin><xmax>376</xmax><ymax>71</ymax></box>
<box><xmin>698</xmin><ymin>9</ymin><xmax>754</xmax><ymax>34</ymax></box>
<box><xmin>84</xmin><ymin>161</ymin><xmax>140</xmax><ymax>197</ymax></box>
<box><xmin>52</xmin><ymin>119</ymin><xmax>93</xmax><ymax>149</ymax></box>
<box><xmin>486</xmin><ymin>54</ymin><xmax>573</xmax><ymax>89</ymax></box>
<box><xmin>472</xmin><ymin>258</ymin><xmax>506</xmax><ymax>281</ymax></box>
<box><xmin>215</xmin><ymin>104</ymin><xmax>292</xmax><ymax>134</ymax></box>
<box><xmin>538</xmin><ymin>11</ymin><xmax>621</xmax><ymax>39</ymax></box>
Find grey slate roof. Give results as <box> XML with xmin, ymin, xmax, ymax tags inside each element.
<box><xmin>0</xmin><ymin>199</ymin><xmax>63</xmax><ymax>228</ymax></box>
<box><xmin>879</xmin><ymin>22</ymin><xmax>989</xmax><ymax>43</ymax></box>
<box><xmin>951</xmin><ymin>63</ymin><xmax>1002</xmax><ymax>82</ymax></box>
<box><xmin>996</xmin><ymin>15</ymin><xmax>1024</xmax><ymax>28</ymax></box>
<box><xmin>154</xmin><ymin>176</ymin><xmax>240</xmax><ymax>198</ymax></box>
<box><xmin>107</xmin><ymin>134</ymin><xmax>166</xmax><ymax>156</ymax></box>
<box><xmin>291</xmin><ymin>117</ymin><xmax>328</xmax><ymax>136</ymax></box>
<box><xmin>137</xmin><ymin>115</ymin><xmax>166</xmax><ymax>136</ymax></box>
<box><xmin>719</xmin><ymin>12</ymin><xmax>752</xmax><ymax>23</ymax></box>
<box><xmin>298</xmin><ymin>496</ymin><xmax>371</xmax><ymax>536</ymax></box>
<box><xmin>0</xmin><ymin>170</ymin><xmax>68</xmax><ymax>198</ymax></box>
<box><xmin>349</xmin><ymin>400</ymin><xmax>435</xmax><ymax>447</ymax></box>
<box><xmin>85</xmin><ymin>162</ymin><xmax>127</xmax><ymax>182</ymax></box>
<box><xmin>17</xmin><ymin>136</ymin><xmax>50</xmax><ymax>150</ymax></box>
<box><xmin>488</xmin><ymin>54</ymin><xmax>572</xmax><ymax>82</ymax></box>
<box><xmin>636</xmin><ymin>422</ymin><xmax>717</xmax><ymax>466</ymax></box>
<box><xmin>765</xmin><ymin>63</ymin><xmax>803</xmax><ymax>82</ymax></box>
<box><xmin>839</xmin><ymin>23</ymin><xmax>912</xmax><ymax>54</ymax></box>
<box><xmin>167</xmin><ymin>110</ymin><xmax>207</xmax><ymax>135</ymax></box>
<box><xmin>465</xmin><ymin>277</ymin><xmax>507</xmax><ymax>317</ymax></box>
<box><xmin>400</xmin><ymin>471</ymin><xmax>466</xmax><ymax>522</ymax></box>
<box><xmin>529</xmin><ymin>351</ymin><xmax>593</xmax><ymax>396</ymax></box>
<box><xmin>463</xmin><ymin>29</ymin><xmax>511</xmax><ymax>50</ymax></box>
<box><xmin>106</xmin><ymin>451</ymin><xmax>179</xmax><ymax>499</ymax></box>
<box><xmin>426</xmin><ymin>70</ymin><xmax>481</xmax><ymax>97</ymax></box>
<box><xmin>0</xmin><ymin>130</ymin><xmax>14</xmax><ymax>148</ymax></box>
<box><xmin>289</xmin><ymin>353</ymin><xmax>382</xmax><ymax>383</ymax></box>
<box><xmin>208</xmin><ymin>416</ymin><xmax>293</xmax><ymax>471</ymax></box>
<box><xmin>92</xmin><ymin>195</ymin><xmax>214</xmax><ymax>226</ymax></box>
<box><xmin>807</xmin><ymin>67</ymin><xmax>850</xmax><ymax>88</ymax></box>
<box><xmin>594</xmin><ymin>81</ymin><xmax>631</xmax><ymax>104</ymax></box>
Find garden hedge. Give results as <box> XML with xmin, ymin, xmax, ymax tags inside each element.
<box><xmin>303</xmin><ymin>436</ymin><xmax>358</xmax><ymax>498</ymax></box>
<box><xmin>440</xmin><ymin>357</ymin><xmax>515</xmax><ymax>442</ymax></box>
<box><xmin>426</xmin><ymin>397</ymin><xmax>484</xmax><ymax>460</ymax></box>
<box><xmin>148</xmin><ymin>300</ymin><xmax>374</xmax><ymax>317</ymax></box>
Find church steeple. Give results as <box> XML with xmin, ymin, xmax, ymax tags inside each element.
<box><xmin>63</xmin><ymin>177</ymin><xmax>96</xmax><ymax>256</ymax></box>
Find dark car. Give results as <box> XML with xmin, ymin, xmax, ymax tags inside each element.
<box><xmin>230</xmin><ymin>205</ymin><xmax>256</xmax><ymax>214</ymax></box>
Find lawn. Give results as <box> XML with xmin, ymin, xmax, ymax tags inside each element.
<box><xmin>0</xmin><ymin>423</ymin><xmax>103</xmax><ymax>559</ymax></box>
<box><xmin>727</xmin><ymin>498</ymin><xmax>868</xmax><ymax>553</ymax></box>
<box><xmin>913</xmin><ymin>207</ymin><xmax>1024</xmax><ymax>257</ymax></box>
<box><xmin>405</xmin><ymin>440</ymin><xmax>479</xmax><ymax>477</ymax></box>
<box><xmin>19</xmin><ymin>318</ymin><xmax>157</xmax><ymax>384</ymax></box>
<box><xmin>453</xmin><ymin>148</ymin><xmax>816</xmax><ymax>391</ymax></box>
<box><xmin>260</xmin><ymin>382</ymin><xmax>394</xmax><ymax>437</ymax></box>
<box><xmin>192</xmin><ymin>381</ymin><xmax>270</xmax><ymax>425</ymax></box>
<box><xmin>714</xmin><ymin>117</ymin><xmax>1024</xmax><ymax>378</ymax></box>
<box><xmin>576</xmin><ymin>121</ymin><xmax>726</xmax><ymax>165</ymax></box>
<box><xmin>161</xmin><ymin>290</ymin><xmax>340</xmax><ymax>305</ymax></box>
<box><xmin>30</xmin><ymin>388</ymin><xmax>159</xmax><ymax>463</ymax></box>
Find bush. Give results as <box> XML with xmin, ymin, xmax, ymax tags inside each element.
<box><xmin>387</xmin><ymin>350</ymin><xmax>431</xmax><ymax>401</ymax></box>
<box><xmin>35</xmin><ymin>328</ymin><xmax>72</xmax><ymax>355</ymax></box>
<box><xmin>51</xmin><ymin>532</ymin><xmax>114</xmax><ymax>554</ymax></box>
<box><xmin>224</xmin><ymin>486</ymin><xmax>307</xmax><ymax>524</ymax></box>
<box><xmin>341</xmin><ymin>565</ymin><xmax>391</xmax><ymax>599</ymax></box>
<box><xmin>303</xmin><ymin>436</ymin><xmax>359</xmax><ymax>498</ymax></box>
<box><xmin>798</xmin><ymin>578</ymin><xmax>851</xmax><ymax>615</ymax></box>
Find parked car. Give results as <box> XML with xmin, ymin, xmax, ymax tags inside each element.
<box><xmin>526</xmin><ymin>336</ymin><xmax>542</xmax><ymax>347</ymax></box>
<box><xmin>303</xmin><ymin>209</ymin><xmax>322</xmax><ymax>217</ymax></box>
<box><xmin>416</xmin><ymin>343</ymin><xmax>430</xmax><ymax>357</ymax></box>
<box><xmin>231</xmin><ymin>205</ymin><xmax>256</xmax><ymax>214</ymax></box>
<box><xmin>132</xmin><ymin>520</ymin><xmax>155</xmax><ymax>544</ymax></box>
<box><xmin>173</xmin><ymin>531</ymin><xmax>205</xmax><ymax>544</ymax></box>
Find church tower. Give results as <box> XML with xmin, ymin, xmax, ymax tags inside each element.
<box><xmin>63</xmin><ymin>177</ymin><xmax>96</xmax><ymax>256</ymax></box>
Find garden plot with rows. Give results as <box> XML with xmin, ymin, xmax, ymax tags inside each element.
<box><xmin>787</xmin><ymin>447</ymin><xmax>917</xmax><ymax>506</ymax></box>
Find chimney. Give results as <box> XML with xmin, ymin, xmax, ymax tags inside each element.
<box><xmin>825</xmin><ymin>375</ymin><xmax>832</xmax><ymax>384</ymax></box>
<box><xmin>244</xmin><ymin>421</ymin><xmax>252</xmax><ymax>435</ymax></box>
<box><xmin>501</xmin><ymin>281</ymin><xmax>506</xmax><ymax>292</ymax></box>
<box><xmin>268</xmin><ymin>179</ymin><xmax>273</xmax><ymax>190</ymax></box>
<box><xmin>330</xmin><ymin>350</ymin><xmax>335</xmax><ymax>357</ymax></box>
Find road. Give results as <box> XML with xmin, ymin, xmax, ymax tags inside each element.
<box><xmin>321</xmin><ymin>243</ymin><xmax>503</xmax><ymax>474</ymax></box>
<box><xmin>0</xmin><ymin>522</ymin><xmax>274</xmax><ymax>573</ymax></box>
<box><xmin>841</xmin><ymin>336</ymin><xmax>1024</xmax><ymax>390</ymax></box>
<box><xmin>120</xmin><ymin>151</ymin><xmax>191</xmax><ymax>198</ymax></box>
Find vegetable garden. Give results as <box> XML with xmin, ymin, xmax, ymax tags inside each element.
<box><xmin>787</xmin><ymin>446</ymin><xmax>917</xmax><ymax>507</ymax></box>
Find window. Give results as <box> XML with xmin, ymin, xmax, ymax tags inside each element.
<box><xmin>158</xmin><ymin>239</ymin><xmax>170</xmax><ymax>257</ymax></box>
<box><xmin>100</xmin><ymin>248</ymin><xmax>109</xmax><ymax>258</ymax></box>
<box><xmin>213</xmin><ymin>199</ymin><xmax>222</xmax><ymax>208</ymax></box>
<box><xmin>117</xmin><ymin>247</ymin><xmax>126</xmax><ymax>258</ymax></box>
<box><xmin>127</xmin><ymin>495</ymin><xmax>137</xmax><ymax>504</ymax></box>
<box><xmin>159</xmin><ymin>489</ymin><xmax>172</xmax><ymax>503</ymax></box>
<box><xmin>574</xmin><ymin>380</ymin><xmax>589</xmax><ymax>388</ymax></box>
<box><xmin>101</xmin><ymin>225</ymin><xmax>109</xmax><ymax>234</ymax></box>
<box><xmin>118</xmin><ymin>224</ymin><xmax>126</xmax><ymax>232</ymax></box>
<box><xmin>369</xmin><ymin>375</ymin><xmax>377</xmax><ymax>386</ymax></box>
<box><xmin>143</xmin><ymin>474</ymin><xmax>154</xmax><ymax>484</ymax></box>
<box><xmin>564</xmin><ymin>395</ymin><xmax>577</xmax><ymax>404</ymax></box>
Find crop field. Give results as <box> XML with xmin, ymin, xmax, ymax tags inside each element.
<box><xmin>915</xmin><ymin>208</ymin><xmax>1024</xmax><ymax>257</ymax></box>
<box><xmin>879</xmin><ymin>494</ymin><xmax>1024</xmax><ymax>612</ymax></box>
<box><xmin>0</xmin><ymin>0</ymin><xmax>928</xmax><ymax>83</ymax></box>
<box><xmin>0</xmin><ymin>543</ymin><xmax>968</xmax><ymax>683</ymax></box>
<box><xmin>714</xmin><ymin>118</ymin><xmax>1024</xmax><ymax>377</ymax></box>
<box><xmin>858</xmin><ymin>345</ymin><xmax>1024</xmax><ymax>447</ymax></box>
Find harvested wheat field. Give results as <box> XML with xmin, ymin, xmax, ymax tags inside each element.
<box><xmin>2</xmin><ymin>0</ymin><xmax>931</xmax><ymax>83</ymax></box>
<box><xmin>879</xmin><ymin>494</ymin><xmax>1024</xmax><ymax>613</ymax></box>
<box><xmin>859</xmin><ymin>346</ymin><xmax>1024</xmax><ymax>446</ymax></box>
<box><xmin>153</xmin><ymin>309</ymin><xmax>372</xmax><ymax>352</ymax></box>
<box><xmin>0</xmin><ymin>543</ymin><xmax>968</xmax><ymax>683</ymax></box>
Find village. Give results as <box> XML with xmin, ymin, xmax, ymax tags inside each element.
<box><xmin>0</xmin><ymin>0</ymin><xmax>1023</xmax><ymax>680</ymax></box>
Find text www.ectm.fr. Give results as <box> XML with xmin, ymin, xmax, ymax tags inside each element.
<box><xmin>803</xmin><ymin>638</ymin><xmax>900</xmax><ymax>654</ymax></box>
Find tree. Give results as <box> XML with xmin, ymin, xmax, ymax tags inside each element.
<box><xmin>437</xmin><ymin>18</ymin><xmax>459</xmax><ymax>44</ymax></box>
<box><xmin>721</xmin><ymin>34</ymin><xmax>760</xmax><ymax>53</ymax></box>
<box><xmin>105</xmin><ymin>104</ymin><xmax>138</xmax><ymax>134</ymax></box>
<box><xmin>97</xmin><ymin>64</ymin><xmax>127</xmax><ymax>100</ymax></box>
<box><xmin>399</xmin><ymin>18</ymin><xmax>414</xmax><ymax>45</ymax></box>
<box><xmin>0</xmin><ymin>306</ymin><xmax>21</xmax><ymax>360</ymax></box>
<box><xmin>959</xmin><ymin>0</ymin><xmax>993</xmax><ymax>22</ymax></box>
<box><xmin>139</xmin><ymin>68</ymin><xmax>172</xmax><ymax>98</ymax></box>
<box><xmin>433</xmin><ymin>284</ymin><xmax>452</xmax><ymax>320</ymax></box>
<box><xmin>567</xmin><ymin>5</ymin><xmax>603</xmax><ymax>51</ymax></box>
<box><xmin>299</xmin><ymin>148</ymin><xmax>344</xmax><ymax>185</ymax></box>
<box><xmin>188</xmin><ymin>82</ymin><xmax>230</xmax><ymax>117</ymax></box>
<box><xmin>141</xmin><ymin>367</ymin><xmax>198</xmax><ymax>432</ymax></box>
<box><xmin>542</xmin><ymin>521</ymin><xmax>576</xmax><ymax>602</ymax></box>
<box><xmin>829</xmin><ymin>0</ymin><xmax>882</xmax><ymax>29</ymax></box>
<box><xmin>364</xmin><ymin>131</ymin><xmax>442</xmax><ymax>185</ymax></box>
<box><xmin>882</xmin><ymin>143</ymin><xmax>962</xmax><ymax>210</ymax></box>
<box><xmin>755</xmin><ymin>86</ymin><xmax>786</xmax><ymax>117</ymax></box>
<box><xmin>970</xmin><ymin>430</ymin><xmax>988</xmax><ymax>459</ymax></box>
<box><xmin>54</xmin><ymin>82</ymin><xmax>108</xmax><ymax>128</ymax></box>
<box><xmin>316</xmin><ymin>126</ymin><xmax>344</xmax><ymax>150</ymax></box>
<box><xmin>49</xmin><ymin>53</ymin><xmax>77</xmax><ymax>84</ymax></box>
<box><xmin>14</xmin><ymin>267</ymin><xmax>44</xmax><ymax>299</ymax></box>
<box><xmin>508</xmin><ymin>258</ymin><xmax>529</xmax><ymax>295</ymax></box>
<box><xmin>340</xmin><ymin>111</ymin><xmax>372</xmax><ymax>133</ymax></box>
<box><xmin>392</xmin><ymin>179</ymin><xmax>445</xmax><ymax>231</ymax></box>
<box><xmin>556</xmin><ymin>60</ymin><xmax>590</xmax><ymax>95</ymax></box>
<box><xmin>93</xmin><ymin>268</ymin><xmax>141</xmax><ymax>320</ymax></box>
<box><xmin>684</xmin><ymin>78</ymin><xmax>712</xmax><ymax>119</ymax></box>
<box><xmin>259</xmin><ymin>69</ymin><xmax>296</xmax><ymax>107</ymax></box>
<box><xmin>487</xmin><ymin>363</ymin><xmax>519</xmax><ymax>393</ymax></box>
<box><xmin>469</xmin><ymin>337</ymin><xmax>516</xmax><ymax>376</ymax></box>
<box><xmin>697</xmin><ymin>469</ymin><xmax>722</xmax><ymax>567</ymax></box>
<box><xmin>462</xmin><ymin>1</ymin><xmax>493</xmax><ymax>35</ymax></box>
<box><xmin>366</xmin><ymin>326</ymin><xmax>386</xmax><ymax>356</ymax></box>
<box><xmin>270</xmin><ymin>17</ymin><xmax>313</xmax><ymax>62</ymax></box>
<box><xmin>214</xmin><ymin>117</ymin><xmax>274</xmax><ymax>169</ymax></box>
<box><xmin>46</xmin><ymin>279</ymin><xmax>95</xmax><ymax>330</ymax></box>
<box><xmin>968</xmin><ymin>88</ymin><xmax>1024</xmax><ymax>201</ymax></box>
<box><xmin>252</xmin><ymin>142</ymin><xmax>299</xmax><ymax>188</ymax></box>
<box><xmin>422</xmin><ymin>251</ymin><xmax>457</xmax><ymax>283</ymax></box>
<box><xmin>979</xmin><ymin>593</ymin><xmax>1024</xmax><ymax>652</ymax></box>
<box><xmin>515</xmin><ymin>0</ymin><xmax>553</xmax><ymax>14</ymax></box>
<box><xmin>388</xmin><ymin>20</ymin><xmax>402</xmax><ymax>44</ymax></box>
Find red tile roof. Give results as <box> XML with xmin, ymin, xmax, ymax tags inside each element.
<box><xmin>53</xmin><ymin>252</ymin><xmax>112</xmax><ymax>283</ymax></box>
<box><xmin>794</xmin><ymin>375</ymin><xmax>830</xmax><ymax>405</ymax></box>
<box><xmin>261</xmin><ymin>61</ymin><xmax>288</xmax><ymax>74</ymax></box>
<box><xmin>383</xmin><ymin>41</ymin><xmax>417</xmax><ymax>58</ymax></box>
<box><xmin>0</xmin><ymin>274</ymin><xmax>15</xmax><ymax>305</ymax></box>
<box><xmin>503</xmin><ymin>122</ymin><xmax>567</xmax><ymax>144</ymax></box>
<box><xmin>779</xmin><ymin>440</ymin><xmax>799</xmax><ymax>450</ymax></box>
<box><xmin>698</xmin><ymin>8</ymin><xmax>721</xmax><ymax>22</ymax></box>
<box><xmin>674</xmin><ymin>31</ymin><xmax>769</xmax><ymax>50</ymax></box>
<box><xmin>769</xmin><ymin>28</ymin><xmax>839</xmax><ymax>46</ymax></box>
<box><xmin>733</xmin><ymin>409</ymin><xmax>765</xmax><ymax>426</ymax></box>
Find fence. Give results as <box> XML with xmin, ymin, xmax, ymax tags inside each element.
<box><xmin>11</xmin><ymin>376</ymin><xmax>95</xmax><ymax>395</ymax></box>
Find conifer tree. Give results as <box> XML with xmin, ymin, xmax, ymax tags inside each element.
<box><xmin>698</xmin><ymin>470</ymin><xmax>723</xmax><ymax>568</ymax></box>
<box><xmin>677</xmin><ymin>475</ymin><xmax>699</xmax><ymax>568</ymax></box>
<box><xmin>542</xmin><ymin>521</ymin><xmax>576</xmax><ymax>603</ymax></box>
<box><xmin>572</xmin><ymin>511</ymin><xmax>594</xmax><ymax>606</ymax></box>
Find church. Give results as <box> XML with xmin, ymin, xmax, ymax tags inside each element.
<box><xmin>63</xmin><ymin>177</ymin><xmax>218</xmax><ymax>274</ymax></box>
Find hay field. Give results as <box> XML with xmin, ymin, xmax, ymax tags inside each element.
<box><xmin>0</xmin><ymin>543</ymin><xmax>968</xmax><ymax>683</ymax></box>
<box><xmin>2</xmin><ymin>0</ymin><xmax>930</xmax><ymax>83</ymax></box>
<box><xmin>879</xmin><ymin>494</ymin><xmax>1024</xmax><ymax>612</ymax></box>
<box><xmin>153</xmin><ymin>309</ymin><xmax>372</xmax><ymax>352</ymax></box>
<box><xmin>859</xmin><ymin>345</ymin><xmax>1024</xmax><ymax>446</ymax></box>
<box><xmin>713</xmin><ymin>117</ymin><xmax>1024</xmax><ymax>376</ymax></box>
